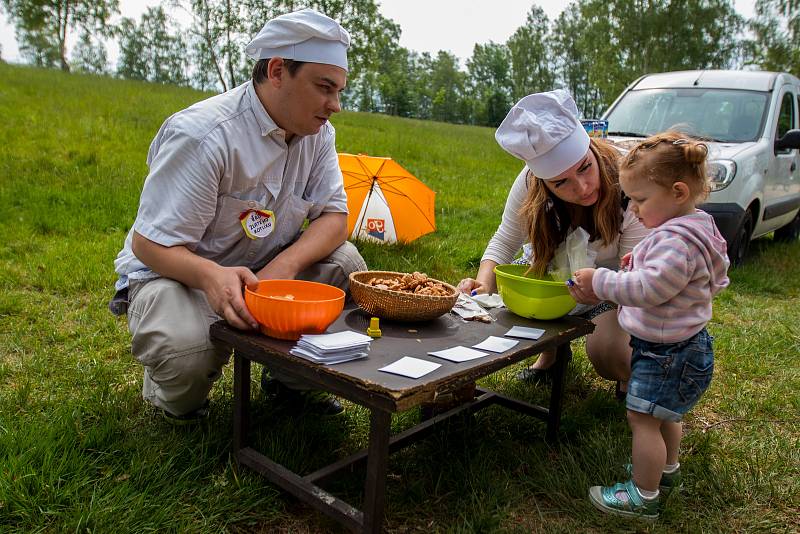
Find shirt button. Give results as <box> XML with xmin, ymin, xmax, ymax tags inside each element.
<box><xmin>248</xmin><ymin>251</ymin><xmax>255</xmax><ymax>258</ymax></box>
<box><xmin>248</xmin><ymin>201</ymin><xmax>256</xmax><ymax>208</ymax></box>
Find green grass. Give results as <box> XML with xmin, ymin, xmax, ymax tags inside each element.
<box><xmin>1</xmin><ymin>63</ymin><xmax>798</xmax><ymax>533</ymax></box>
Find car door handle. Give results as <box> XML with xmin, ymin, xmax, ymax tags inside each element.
<box><xmin>792</xmin><ymin>162</ymin><xmax>797</xmax><ymax>172</ymax></box>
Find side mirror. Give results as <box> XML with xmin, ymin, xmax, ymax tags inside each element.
<box><xmin>775</xmin><ymin>129</ymin><xmax>800</xmax><ymax>152</ymax></box>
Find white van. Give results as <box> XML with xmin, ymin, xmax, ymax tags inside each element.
<box><xmin>602</xmin><ymin>70</ymin><xmax>800</xmax><ymax>264</ymax></box>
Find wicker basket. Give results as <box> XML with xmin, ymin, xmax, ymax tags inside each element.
<box><xmin>349</xmin><ymin>271</ymin><xmax>459</xmax><ymax>322</ymax></box>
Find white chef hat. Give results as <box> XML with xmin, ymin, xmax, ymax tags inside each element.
<box><xmin>245</xmin><ymin>8</ymin><xmax>350</xmax><ymax>72</ymax></box>
<box><xmin>495</xmin><ymin>89</ymin><xmax>590</xmax><ymax>180</ymax></box>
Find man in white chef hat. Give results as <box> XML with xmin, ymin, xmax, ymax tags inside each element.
<box><xmin>111</xmin><ymin>9</ymin><xmax>366</xmax><ymax>424</ymax></box>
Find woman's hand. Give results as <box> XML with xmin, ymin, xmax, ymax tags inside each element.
<box><xmin>457</xmin><ymin>277</ymin><xmax>486</xmax><ymax>295</ymax></box>
<box><xmin>567</xmin><ymin>267</ymin><xmax>600</xmax><ymax>305</ymax></box>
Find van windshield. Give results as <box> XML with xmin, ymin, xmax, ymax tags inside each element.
<box><xmin>604</xmin><ymin>88</ymin><xmax>769</xmax><ymax>143</ymax></box>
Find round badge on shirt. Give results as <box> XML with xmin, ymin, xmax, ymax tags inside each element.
<box><xmin>240</xmin><ymin>209</ymin><xmax>275</xmax><ymax>239</ymax></box>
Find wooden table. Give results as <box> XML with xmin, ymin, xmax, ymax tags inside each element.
<box><xmin>210</xmin><ymin>305</ymin><xmax>594</xmax><ymax>533</ymax></box>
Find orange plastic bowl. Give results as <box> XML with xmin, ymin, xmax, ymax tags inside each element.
<box><xmin>244</xmin><ymin>280</ymin><xmax>345</xmax><ymax>340</ymax></box>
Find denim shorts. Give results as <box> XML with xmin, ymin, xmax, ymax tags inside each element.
<box><xmin>626</xmin><ymin>328</ymin><xmax>714</xmax><ymax>422</ymax></box>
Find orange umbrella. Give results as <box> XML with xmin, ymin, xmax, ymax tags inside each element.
<box><xmin>338</xmin><ymin>153</ymin><xmax>436</xmax><ymax>244</ymax></box>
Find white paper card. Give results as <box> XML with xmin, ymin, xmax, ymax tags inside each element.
<box><xmin>505</xmin><ymin>326</ymin><xmax>546</xmax><ymax>340</ymax></box>
<box><xmin>378</xmin><ymin>357</ymin><xmax>441</xmax><ymax>379</ymax></box>
<box><xmin>300</xmin><ymin>331</ymin><xmax>372</xmax><ymax>350</ymax></box>
<box><xmin>290</xmin><ymin>347</ymin><xmax>368</xmax><ymax>364</ymax></box>
<box><xmin>472</xmin><ymin>336</ymin><xmax>519</xmax><ymax>353</ymax></box>
<box><xmin>428</xmin><ymin>346</ymin><xmax>488</xmax><ymax>362</ymax></box>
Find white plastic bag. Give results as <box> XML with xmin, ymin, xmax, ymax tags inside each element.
<box><xmin>550</xmin><ymin>227</ymin><xmax>597</xmax><ymax>281</ymax></box>
<box><xmin>549</xmin><ymin>227</ymin><xmax>597</xmax><ymax>315</ymax></box>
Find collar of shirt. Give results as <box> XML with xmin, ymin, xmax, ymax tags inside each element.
<box><xmin>246</xmin><ymin>81</ymin><xmax>287</xmax><ymax>140</ymax></box>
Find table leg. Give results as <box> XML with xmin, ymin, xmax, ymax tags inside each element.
<box><xmin>546</xmin><ymin>342</ymin><xmax>572</xmax><ymax>442</ymax></box>
<box><xmin>233</xmin><ymin>354</ymin><xmax>251</xmax><ymax>454</ymax></box>
<box><xmin>362</xmin><ymin>409</ymin><xmax>391</xmax><ymax>533</ymax></box>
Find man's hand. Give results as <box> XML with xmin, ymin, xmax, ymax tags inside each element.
<box><xmin>255</xmin><ymin>256</ymin><xmax>300</xmax><ymax>281</ymax></box>
<box><xmin>256</xmin><ymin>212</ymin><xmax>348</xmax><ymax>282</ymax></box>
<box><xmin>567</xmin><ymin>267</ymin><xmax>600</xmax><ymax>305</ymax></box>
<box><xmin>202</xmin><ymin>266</ymin><xmax>260</xmax><ymax>330</ymax></box>
<box><xmin>132</xmin><ymin>231</ymin><xmax>260</xmax><ymax>330</ymax></box>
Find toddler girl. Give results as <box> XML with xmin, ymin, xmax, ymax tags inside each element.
<box><xmin>568</xmin><ymin>131</ymin><xmax>730</xmax><ymax>519</ymax></box>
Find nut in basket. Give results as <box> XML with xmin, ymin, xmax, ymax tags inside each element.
<box><xmin>349</xmin><ymin>271</ymin><xmax>459</xmax><ymax>322</ymax></box>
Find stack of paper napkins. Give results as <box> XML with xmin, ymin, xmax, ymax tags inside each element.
<box><xmin>290</xmin><ymin>331</ymin><xmax>372</xmax><ymax>364</ymax></box>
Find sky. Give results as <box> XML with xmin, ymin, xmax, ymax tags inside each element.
<box><xmin>0</xmin><ymin>0</ymin><xmax>757</xmax><ymax>66</ymax></box>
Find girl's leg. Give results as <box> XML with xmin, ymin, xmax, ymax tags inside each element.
<box><xmin>628</xmin><ymin>410</ymin><xmax>666</xmax><ymax>492</ymax></box>
<box><xmin>586</xmin><ymin>310</ymin><xmax>632</xmax><ymax>382</ymax></box>
<box><xmin>662</xmin><ymin>420</ymin><xmax>682</xmax><ymax>465</ymax></box>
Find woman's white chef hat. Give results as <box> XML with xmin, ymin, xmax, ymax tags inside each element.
<box><xmin>245</xmin><ymin>9</ymin><xmax>350</xmax><ymax>72</ymax></box>
<box><xmin>495</xmin><ymin>89</ymin><xmax>590</xmax><ymax>180</ymax></box>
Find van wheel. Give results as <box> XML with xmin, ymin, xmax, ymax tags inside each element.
<box><xmin>729</xmin><ymin>210</ymin><xmax>753</xmax><ymax>266</ymax></box>
<box><xmin>774</xmin><ymin>211</ymin><xmax>800</xmax><ymax>242</ymax></box>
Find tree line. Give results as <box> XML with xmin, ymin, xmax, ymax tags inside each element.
<box><xmin>2</xmin><ymin>0</ymin><xmax>798</xmax><ymax>125</ymax></box>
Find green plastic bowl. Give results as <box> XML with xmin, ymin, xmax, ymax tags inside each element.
<box><xmin>494</xmin><ymin>264</ymin><xmax>576</xmax><ymax>320</ymax></box>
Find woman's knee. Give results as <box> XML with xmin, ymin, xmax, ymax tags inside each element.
<box><xmin>584</xmin><ymin>311</ymin><xmax>631</xmax><ymax>380</ymax></box>
<box><xmin>586</xmin><ymin>338</ymin><xmax>629</xmax><ymax>379</ymax></box>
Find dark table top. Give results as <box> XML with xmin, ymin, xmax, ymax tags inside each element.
<box><xmin>210</xmin><ymin>305</ymin><xmax>594</xmax><ymax>411</ymax></box>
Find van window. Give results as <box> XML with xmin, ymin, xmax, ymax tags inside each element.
<box><xmin>605</xmin><ymin>88</ymin><xmax>769</xmax><ymax>142</ymax></box>
<box><xmin>776</xmin><ymin>91</ymin><xmax>795</xmax><ymax>143</ymax></box>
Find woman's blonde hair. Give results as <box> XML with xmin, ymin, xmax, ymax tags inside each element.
<box><xmin>620</xmin><ymin>131</ymin><xmax>710</xmax><ymax>201</ymax></box>
<box><xmin>520</xmin><ymin>138</ymin><xmax>623</xmax><ymax>276</ymax></box>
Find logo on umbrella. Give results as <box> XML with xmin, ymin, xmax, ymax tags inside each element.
<box><xmin>366</xmin><ymin>218</ymin><xmax>385</xmax><ymax>240</ymax></box>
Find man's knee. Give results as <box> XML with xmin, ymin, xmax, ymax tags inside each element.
<box><xmin>149</xmin><ymin>348</ymin><xmax>227</xmax><ymax>387</ymax></box>
<box><xmin>327</xmin><ymin>240</ymin><xmax>368</xmax><ymax>274</ymax></box>
<box><xmin>299</xmin><ymin>241</ymin><xmax>368</xmax><ymax>291</ymax></box>
<box><xmin>128</xmin><ymin>278</ymin><xmax>216</xmax><ymax>366</ymax></box>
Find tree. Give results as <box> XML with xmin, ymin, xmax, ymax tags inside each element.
<box><xmin>427</xmin><ymin>51</ymin><xmax>468</xmax><ymax>123</ymax></box>
<box><xmin>507</xmin><ymin>5</ymin><xmax>555</xmax><ymax>101</ymax></box>
<box><xmin>551</xmin><ymin>4</ymin><xmax>594</xmax><ymax>115</ymax></box>
<box><xmin>71</xmin><ymin>29</ymin><xmax>107</xmax><ymax>74</ymax></box>
<box><xmin>249</xmin><ymin>0</ymin><xmax>400</xmax><ymax>87</ymax></box>
<box><xmin>574</xmin><ymin>0</ymin><xmax>631</xmax><ymax>116</ymax></box>
<box><xmin>1</xmin><ymin>0</ymin><xmax>118</xmax><ymax>72</ymax></box>
<box><xmin>167</xmin><ymin>0</ymin><xmax>400</xmax><ymax>97</ymax></box>
<box><xmin>747</xmin><ymin>0</ymin><xmax>800</xmax><ymax>73</ymax></box>
<box><xmin>551</xmin><ymin>0</ymin><xmax>744</xmax><ymax>116</ymax></box>
<box><xmin>370</xmin><ymin>43</ymin><xmax>416</xmax><ymax>116</ymax></box>
<box><xmin>174</xmin><ymin>0</ymin><xmax>245</xmax><ymax>92</ymax></box>
<box><xmin>405</xmin><ymin>51</ymin><xmax>435</xmax><ymax>120</ymax></box>
<box><xmin>466</xmin><ymin>42</ymin><xmax>513</xmax><ymax>126</ymax></box>
<box><xmin>116</xmin><ymin>6</ymin><xmax>189</xmax><ymax>86</ymax></box>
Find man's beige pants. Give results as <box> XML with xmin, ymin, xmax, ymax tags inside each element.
<box><xmin>126</xmin><ymin>241</ymin><xmax>367</xmax><ymax>417</ymax></box>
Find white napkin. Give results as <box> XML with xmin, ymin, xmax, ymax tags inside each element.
<box><xmin>470</xmin><ymin>293</ymin><xmax>505</xmax><ymax>308</ymax></box>
<box><xmin>451</xmin><ymin>294</ymin><xmax>492</xmax><ymax>322</ymax></box>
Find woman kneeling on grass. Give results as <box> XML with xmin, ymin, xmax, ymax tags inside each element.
<box><xmin>458</xmin><ymin>90</ymin><xmax>649</xmax><ymax>395</ymax></box>
<box><xmin>569</xmin><ymin>132</ymin><xmax>730</xmax><ymax>519</ymax></box>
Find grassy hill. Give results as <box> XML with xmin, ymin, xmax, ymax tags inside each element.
<box><xmin>0</xmin><ymin>63</ymin><xmax>797</xmax><ymax>532</ymax></box>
